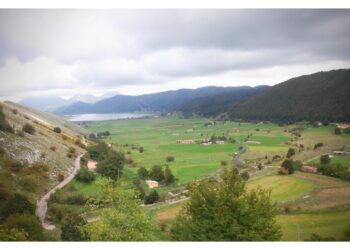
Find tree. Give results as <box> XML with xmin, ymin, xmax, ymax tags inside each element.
<box><xmin>53</xmin><ymin>127</ymin><xmax>62</xmax><ymax>133</ymax></box>
<box><xmin>88</xmin><ymin>133</ymin><xmax>97</xmax><ymax>140</ymax></box>
<box><xmin>240</xmin><ymin>171</ymin><xmax>250</xmax><ymax>180</ymax></box>
<box><xmin>164</xmin><ymin>166</ymin><xmax>175</xmax><ymax>185</ymax></box>
<box><xmin>137</xmin><ymin>166</ymin><xmax>149</xmax><ymax>180</ymax></box>
<box><xmin>3</xmin><ymin>213</ymin><xmax>44</xmax><ymax>241</ymax></box>
<box><xmin>320</xmin><ymin>154</ymin><xmax>331</xmax><ymax>165</ymax></box>
<box><xmin>170</xmin><ymin>167</ymin><xmax>281</xmax><ymax>241</ymax></box>
<box><xmin>286</xmin><ymin>148</ymin><xmax>296</xmax><ymax>158</ymax></box>
<box><xmin>0</xmin><ymin>194</ymin><xmax>35</xmax><ymax>220</ymax></box>
<box><xmin>96</xmin><ymin>150</ymin><xmax>124</xmax><ymax>180</ymax></box>
<box><xmin>335</xmin><ymin>127</ymin><xmax>342</xmax><ymax>135</ymax></box>
<box><xmin>82</xmin><ymin>178</ymin><xmax>153</xmax><ymax>241</ymax></box>
<box><xmin>76</xmin><ymin>167</ymin><xmax>96</xmax><ymax>183</ymax></box>
<box><xmin>166</xmin><ymin>155</ymin><xmax>175</xmax><ymax>162</ymax></box>
<box><xmin>22</xmin><ymin>123</ymin><xmax>35</xmax><ymax>134</ymax></box>
<box><xmin>145</xmin><ymin>190</ymin><xmax>160</xmax><ymax>205</ymax></box>
<box><xmin>61</xmin><ymin>212</ymin><xmax>88</xmax><ymax>241</ymax></box>
<box><xmin>149</xmin><ymin>165</ymin><xmax>165</xmax><ymax>182</ymax></box>
<box><xmin>281</xmin><ymin>159</ymin><xmax>295</xmax><ymax>174</ymax></box>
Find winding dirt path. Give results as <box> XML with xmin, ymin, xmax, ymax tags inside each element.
<box><xmin>36</xmin><ymin>154</ymin><xmax>83</xmax><ymax>230</ymax></box>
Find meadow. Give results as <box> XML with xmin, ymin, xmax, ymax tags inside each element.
<box><xmin>56</xmin><ymin>116</ymin><xmax>350</xmax><ymax>241</ymax></box>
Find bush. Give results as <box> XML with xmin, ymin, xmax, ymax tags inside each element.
<box><xmin>137</xmin><ymin>166</ymin><xmax>149</xmax><ymax>180</ymax></box>
<box><xmin>12</xmin><ymin>109</ymin><xmax>18</xmax><ymax>115</ymax></box>
<box><xmin>68</xmin><ymin>147</ymin><xmax>76</xmax><ymax>154</ymax></box>
<box><xmin>61</xmin><ymin>212</ymin><xmax>88</xmax><ymax>241</ymax></box>
<box><xmin>0</xmin><ymin>146</ymin><xmax>5</xmax><ymax>157</ymax></box>
<box><xmin>314</xmin><ymin>142</ymin><xmax>324</xmax><ymax>149</ymax></box>
<box><xmin>18</xmin><ymin>176</ymin><xmax>37</xmax><ymax>192</ymax></box>
<box><xmin>89</xmin><ymin>133</ymin><xmax>97</xmax><ymax>140</ymax></box>
<box><xmin>240</xmin><ymin>171</ymin><xmax>250</xmax><ymax>181</ymax></box>
<box><xmin>0</xmin><ymin>106</ymin><xmax>14</xmax><ymax>133</ymax></box>
<box><xmin>3</xmin><ymin>213</ymin><xmax>45</xmax><ymax>241</ymax></box>
<box><xmin>64</xmin><ymin>194</ymin><xmax>86</xmax><ymax>205</ymax></box>
<box><xmin>53</xmin><ymin>127</ymin><xmax>61</xmax><ymax>133</ymax></box>
<box><xmin>149</xmin><ymin>165</ymin><xmax>165</xmax><ymax>182</ymax></box>
<box><xmin>0</xmin><ymin>194</ymin><xmax>35</xmax><ymax>220</ymax></box>
<box><xmin>57</xmin><ymin>172</ymin><xmax>65</xmax><ymax>182</ymax></box>
<box><xmin>320</xmin><ymin>154</ymin><xmax>331</xmax><ymax>165</ymax></box>
<box><xmin>220</xmin><ymin>160</ymin><xmax>227</xmax><ymax>166</ymax></box>
<box><xmin>139</xmin><ymin>147</ymin><xmax>144</xmax><ymax>153</ymax></box>
<box><xmin>281</xmin><ymin>159</ymin><xmax>295</xmax><ymax>174</ymax></box>
<box><xmin>164</xmin><ymin>166</ymin><xmax>175</xmax><ymax>185</ymax></box>
<box><xmin>145</xmin><ymin>190</ymin><xmax>160</xmax><ymax>205</ymax></box>
<box><xmin>76</xmin><ymin>167</ymin><xmax>95</xmax><ymax>183</ymax></box>
<box><xmin>286</xmin><ymin>148</ymin><xmax>296</xmax><ymax>158</ymax></box>
<box><xmin>335</xmin><ymin>128</ymin><xmax>342</xmax><ymax>135</ymax></box>
<box><xmin>166</xmin><ymin>155</ymin><xmax>175</xmax><ymax>162</ymax></box>
<box><xmin>50</xmin><ymin>145</ymin><xmax>57</xmax><ymax>151</ymax></box>
<box><xmin>62</xmin><ymin>134</ymin><xmax>68</xmax><ymax>140</ymax></box>
<box><xmin>3</xmin><ymin>158</ymin><xmax>25</xmax><ymax>172</ymax></box>
<box><xmin>22</xmin><ymin>123</ymin><xmax>35</xmax><ymax>134</ymax></box>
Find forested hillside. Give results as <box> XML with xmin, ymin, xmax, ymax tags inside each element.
<box><xmin>227</xmin><ymin>69</ymin><xmax>350</xmax><ymax>122</ymax></box>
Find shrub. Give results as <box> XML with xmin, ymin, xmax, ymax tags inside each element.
<box><xmin>257</xmin><ymin>163</ymin><xmax>264</xmax><ymax>170</ymax></box>
<box><xmin>139</xmin><ymin>147</ymin><xmax>144</xmax><ymax>153</ymax></box>
<box><xmin>57</xmin><ymin>172</ymin><xmax>65</xmax><ymax>182</ymax></box>
<box><xmin>283</xmin><ymin>205</ymin><xmax>291</xmax><ymax>213</ymax></box>
<box><xmin>335</xmin><ymin>128</ymin><xmax>342</xmax><ymax>135</ymax></box>
<box><xmin>164</xmin><ymin>166</ymin><xmax>175</xmax><ymax>185</ymax></box>
<box><xmin>61</xmin><ymin>212</ymin><xmax>88</xmax><ymax>241</ymax></box>
<box><xmin>314</xmin><ymin>142</ymin><xmax>324</xmax><ymax>149</ymax></box>
<box><xmin>76</xmin><ymin>167</ymin><xmax>95</xmax><ymax>183</ymax></box>
<box><xmin>240</xmin><ymin>171</ymin><xmax>250</xmax><ymax>181</ymax></box>
<box><xmin>149</xmin><ymin>165</ymin><xmax>165</xmax><ymax>182</ymax></box>
<box><xmin>3</xmin><ymin>213</ymin><xmax>45</xmax><ymax>241</ymax></box>
<box><xmin>50</xmin><ymin>145</ymin><xmax>57</xmax><ymax>151</ymax></box>
<box><xmin>0</xmin><ymin>106</ymin><xmax>14</xmax><ymax>133</ymax></box>
<box><xmin>0</xmin><ymin>194</ymin><xmax>35</xmax><ymax>219</ymax></box>
<box><xmin>22</xmin><ymin>123</ymin><xmax>35</xmax><ymax>134</ymax></box>
<box><xmin>3</xmin><ymin>158</ymin><xmax>25</xmax><ymax>172</ymax></box>
<box><xmin>220</xmin><ymin>160</ymin><xmax>228</xmax><ymax>166</ymax></box>
<box><xmin>53</xmin><ymin>127</ymin><xmax>61</xmax><ymax>133</ymax></box>
<box><xmin>89</xmin><ymin>133</ymin><xmax>97</xmax><ymax>140</ymax></box>
<box><xmin>0</xmin><ymin>146</ymin><xmax>4</xmax><ymax>157</ymax></box>
<box><xmin>12</xmin><ymin>109</ymin><xmax>18</xmax><ymax>114</ymax></box>
<box><xmin>32</xmin><ymin>161</ymin><xmax>49</xmax><ymax>172</ymax></box>
<box><xmin>277</xmin><ymin>167</ymin><xmax>289</xmax><ymax>175</ymax></box>
<box><xmin>320</xmin><ymin>154</ymin><xmax>331</xmax><ymax>165</ymax></box>
<box><xmin>137</xmin><ymin>166</ymin><xmax>149</xmax><ymax>180</ymax></box>
<box><xmin>145</xmin><ymin>190</ymin><xmax>160</xmax><ymax>205</ymax></box>
<box><xmin>68</xmin><ymin>147</ymin><xmax>76</xmax><ymax>154</ymax></box>
<box><xmin>64</xmin><ymin>194</ymin><xmax>86</xmax><ymax>205</ymax></box>
<box><xmin>61</xmin><ymin>134</ymin><xmax>68</xmax><ymax>140</ymax></box>
<box><xmin>125</xmin><ymin>156</ymin><xmax>134</xmax><ymax>164</ymax></box>
<box><xmin>281</xmin><ymin>159</ymin><xmax>295</xmax><ymax>174</ymax></box>
<box><xmin>166</xmin><ymin>155</ymin><xmax>175</xmax><ymax>162</ymax></box>
<box><xmin>18</xmin><ymin>176</ymin><xmax>37</xmax><ymax>192</ymax></box>
<box><xmin>286</xmin><ymin>148</ymin><xmax>296</xmax><ymax>158</ymax></box>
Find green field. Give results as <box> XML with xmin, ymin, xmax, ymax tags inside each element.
<box><xmin>85</xmin><ymin>116</ymin><xmax>292</xmax><ymax>184</ymax></box>
<box><xmin>55</xmin><ymin>116</ymin><xmax>350</xmax><ymax>241</ymax></box>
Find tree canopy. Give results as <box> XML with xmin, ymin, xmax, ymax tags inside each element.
<box><xmin>171</xmin><ymin>167</ymin><xmax>281</xmax><ymax>241</ymax></box>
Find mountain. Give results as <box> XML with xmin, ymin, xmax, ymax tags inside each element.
<box><xmin>178</xmin><ymin>86</ymin><xmax>270</xmax><ymax>118</ymax></box>
<box><xmin>19</xmin><ymin>95</ymin><xmax>67</xmax><ymax>112</ymax></box>
<box><xmin>55</xmin><ymin>86</ymin><xmax>253</xmax><ymax>115</ymax></box>
<box><xmin>0</xmin><ymin>101</ymin><xmax>88</xmax><ymax>204</ymax></box>
<box><xmin>228</xmin><ymin>69</ymin><xmax>350</xmax><ymax>122</ymax></box>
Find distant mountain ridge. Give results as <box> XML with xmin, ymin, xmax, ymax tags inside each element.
<box><xmin>55</xmin><ymin>86</ymin><xmax>262</xmax><ymax>115</ymax></box>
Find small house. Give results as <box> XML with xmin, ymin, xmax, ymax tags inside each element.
<box><xmin>301</xmin><ymin>166</ymin><xmax>318</xmax><ymax>173</ymax></box>
<box><xmin>146</xmin><ymin>180</ymin><xmax>159</xmax><ymax>188</ymax></box>
<box><xmin>87</xmin><ymin>160</ymin><xmax>97</xmax><ymax>171</ymax></box>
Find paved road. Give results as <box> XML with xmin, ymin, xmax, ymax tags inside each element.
<box><xmin>36</xmin><ymin>154</ymin><xmax>83</xmax><ymax>230</ymax></box>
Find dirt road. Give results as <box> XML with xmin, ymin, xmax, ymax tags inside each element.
<box><xmin>36</xmin><ymin>154</ymin><xmax>83</xmax><ymax>230</ymax></box>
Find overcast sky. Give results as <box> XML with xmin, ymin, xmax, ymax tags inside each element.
<box><xmin>0</xmin><ymin>9</ymin><xmax>350</xmax><ymax>100</ymax></box>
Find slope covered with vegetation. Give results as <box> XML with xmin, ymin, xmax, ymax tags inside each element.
<box><xmin>228</xmin><ymin>69</ymin><xmax>350</xmax><ymax>122</ymax></box>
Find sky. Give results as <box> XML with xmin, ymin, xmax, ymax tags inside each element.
<box><xmin>0</xmin><ymin>9</ymin><xmax>350</xmax><ymax>101</ymax></box>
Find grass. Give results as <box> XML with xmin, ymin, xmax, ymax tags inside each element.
<box><xmin>85</xmin><ymin>117</ymin><xmax>294</xmax><ymax>186</ymax></box>
<box><xmin>277</xmin><ymin>209</ymin><xmax>350</xmax><ymax>241</ymax></box>
<box><xmin>247</xmin><ymin>173</ymin><xmax>315</xmax><ymax>203</ymax></box>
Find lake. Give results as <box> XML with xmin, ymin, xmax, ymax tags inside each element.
<box><xmin>65</xmin><ymin>113</ymin><xmax>154</xmax><ymax>122</ymax></box>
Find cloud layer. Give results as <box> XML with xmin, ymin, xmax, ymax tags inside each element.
<box><xmin>0</xmin><ymin>9</ymin><xmax>350</xmax><ymax>99</ymax></box>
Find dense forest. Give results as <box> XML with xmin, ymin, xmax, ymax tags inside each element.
<box><xmin>228</xmin><ymin>69</ymin><xmax>350</xmax><ymax>122</ymax></box>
